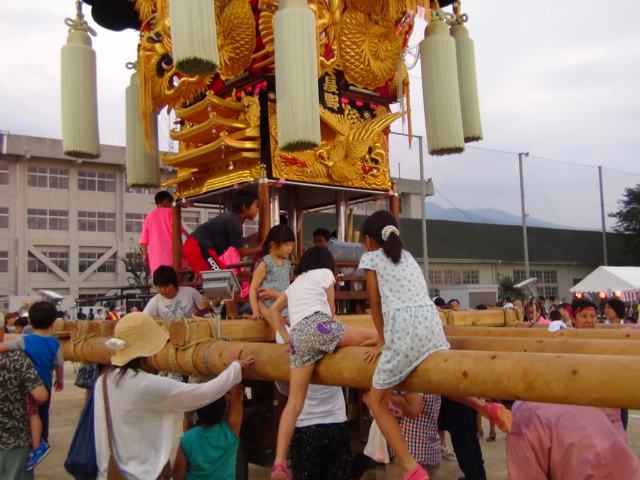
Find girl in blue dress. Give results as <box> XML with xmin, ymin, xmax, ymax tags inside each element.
<box><xmin>359</xmin><ymin>211</ymin><xmax>450</xmax><ymax>480</ymax></box>
<box><xmin>249</xmin><ymin>224</ymin><xmax>296</xmax><ymax>326</ymax></box>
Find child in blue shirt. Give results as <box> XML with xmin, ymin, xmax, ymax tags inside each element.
<box><xmin>173</xmin><ymin>384</ymin><xmax>243</xmax><ymax>480</ymax></box>
<box><xmin>0</xmin><ymin>301</ymin><xmax>64</xmax><ymax>470</ymax></box>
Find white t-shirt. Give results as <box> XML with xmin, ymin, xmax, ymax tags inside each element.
<box><xmin>143</xmin><ymin>287</ymin><xmax>203</xmax><ymax>321</ymax></box>
<box><xmin>285</xmin><ymin>269</ymin><xmax>335</xmax><ymax>328</ymax></box>
<box><xmin>94</xmin><ymin>363</ymin><xmax>241</xmax><ymax>480</ymax></box>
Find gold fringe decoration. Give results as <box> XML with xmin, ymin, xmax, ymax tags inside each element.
<box><xmin>169</xmin><ymin>0</ymin><xmax>220</xmax><ymax>75</ymax></box>
<box><xmin>450</xmin><ymin>11</ymin><xmax>482</xmax><ymax>142</ymax></box>
<box><xmin>419</xmin><ymin>10</ymin><xmax>464</xmax><ymax>155</ymax></box>
<box><xmin>274</xmin><ymin>0</ymin><xmax>321</xmax><ymax>152</ymax></box>
<box><xmin>126</xmin><ymin>67</ymin><xmax>160</xmax><ymax>187</ymax></box>
<box><xmin>61</xmin><ymin>2</ymin><xmax>100</xmax><ymax>159</ymax></box>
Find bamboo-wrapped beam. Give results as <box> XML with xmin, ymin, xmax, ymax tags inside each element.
<box><xmin>447</xmin><ymin>336</ymin><xmax>640</xmax><ymax>356</ymax></box>
<box><xmin>442</xmin><ymin>326</ymin><xmax>640</xmax><ymax>340</ymax></box>
<box><xmin>59</xmin><ymin>335</ymin><xmax>639</xmax><ymax>409</ymax></box>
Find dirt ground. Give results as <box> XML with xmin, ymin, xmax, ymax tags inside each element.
<box><xmin>38</xmin><ymin>362</ymin><xmax>640</xmax><ymax>479</ymax></box>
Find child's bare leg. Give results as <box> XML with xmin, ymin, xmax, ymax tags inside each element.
<box><xmin>367</xmin><ymin>387</ymin><xmax>419</xmax><ymax>477</ymax></box>
<box><xmin>445</xmin><ymin>395</ymin><xmax>511</xmax><ymax>433</ymax></box>
<box><xmin>273</xmin><ymin>363</ymin><xmax>315</xmax><ymax>467</ymax></box>
<box><xmin>30</xmin><ymin>413</ymin><xmax>42</xmax><ymax>449</ymax></box>
<box><xmin>337</xmin><ymin>325</ymin><xmax>377</xmax><ymax>347</ymax></box>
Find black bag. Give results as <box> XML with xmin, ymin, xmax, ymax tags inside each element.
<box><xmin>75</xmin><ymin>363</ymin><xmax>101</xmax><ymax>390</ymax></box>
<box><xmin>64</xmin><ymin>389</ymin><xmax>98</xmax><ymax>480</ymax></box>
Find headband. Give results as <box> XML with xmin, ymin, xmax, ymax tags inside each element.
<box><xmin>576</xmin><ymin>307</ymin><xmax>597</xmax><ymax>313</ymax></box>
<box><xmin>381</xmin><ymin>225</ymin><xmax>399</xmax><ymax>241</ymax></box>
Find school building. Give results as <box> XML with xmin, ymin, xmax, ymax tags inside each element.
<box><xmin>0</xmin><ymin>133</ymin><xmax>620</xmax><ymax>312</ymax></box>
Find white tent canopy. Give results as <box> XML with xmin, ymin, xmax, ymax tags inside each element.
<box><xmin>570</xmin><ymin>267</ymin><xmax>640</xmax><ymax>294</ymax></box>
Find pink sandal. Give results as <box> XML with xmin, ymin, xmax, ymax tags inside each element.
<box><xmin>402</xmin><ymin>464</ymin><xmax>429</xmax><ymax>480</ymax></box>
<box><xmin>483</xmin><ymin>402</ymin><xmax>512</xmax><ymax>434</ymax></box>
<box><xmin>270</xmin><ymin>462</ymin><xmax>290</xmax><ymax>480</ymax></box>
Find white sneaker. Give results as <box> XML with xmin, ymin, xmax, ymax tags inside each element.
<box><xmin>441</xmin><ymin>447</ymin><xmax>457</xmax><ymax>462</ymax></box>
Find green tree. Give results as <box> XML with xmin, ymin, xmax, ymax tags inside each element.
<box><xmin>498</xmin><ymin>274</ymin><xmax>526</xmax><ymax>302</ymax></box>
<box><xmin>609</xmin><ymin>184</ymin><xmax>640</xmax><ymax>265</ymax></box>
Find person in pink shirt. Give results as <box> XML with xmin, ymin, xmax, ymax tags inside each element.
<box><xmin>139</xmin><ymin>191</ymin><xmax>184</xmax><ymax>276</ymax></box>
<box><xmin>506</xmin><ymin>401</ymin><xmax>640</xmax><ymax>479</ymax></box>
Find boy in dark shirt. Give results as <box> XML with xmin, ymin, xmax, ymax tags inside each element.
<box><xmin>183</xmin><ymin>189</ymin><xmax>262</xmax><ymax>318</ymax></box>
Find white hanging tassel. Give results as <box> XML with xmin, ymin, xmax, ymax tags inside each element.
<box><xmin>170</xmin><ymin>0</ymin><xmax>220</xmax><ymax>76</ymax></box>
<box><xmin>451</xmin><ymin>18</ymin><xmax>483</xmax><ymax>143</ymax></box>
<box><xmin>419</xmin><ymin>12</ymin><xmax>464</xmax><ymax>156</ymax></box>
<box><xmin>274</xmin><ymin>0</ymin><xmax>321</xmax><ymax>152</ymax></box>
<box><xmin>126</xmin><ymin>68</ymin><xmax>160</xmax><ymax>187</ymax></box>
<box><xmin>61</xmin><ymin>2</ymin><xmax>100</xmax><ymax>159</ymax></box>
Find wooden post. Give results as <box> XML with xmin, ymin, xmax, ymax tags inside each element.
<box><xmin>389</xmin><ymin>181</ymin><xmax>400</xmax><ymax>220</ymax></box>
<box><xmin>59</xmin><ymin>336</ymin><xmax>640</xmax><ymax>409</ymax></box>
<box><xmin>296</xmin><ymin>208</ymin><xmax>304</xmax><ymax>260</ymax></box>
<box><xmin>172</xmin><ymin>202</ymin><xmax>182</xmax><ymax>272</ymax></box>
<box><xmin>258</xmin><ymin>175</ymin><xmax>271</xmax><ymax>243</ymax></box>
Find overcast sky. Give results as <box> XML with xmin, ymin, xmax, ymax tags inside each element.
<box><xmin>1</xmin><ymin>1</ymin><xmax>639</xmax><ymax>229</ymax></box>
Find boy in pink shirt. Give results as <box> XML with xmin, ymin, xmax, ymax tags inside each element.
<box><xmin>139</xmin><ymin>191</ymin><xmax>184</xmax><ymax>276</ymax></box>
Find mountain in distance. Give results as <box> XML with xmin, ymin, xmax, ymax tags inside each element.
<box><xmin>425</xmin><ymin>202</ymin><xmax>570</xmax><ymax>229</ymax></box>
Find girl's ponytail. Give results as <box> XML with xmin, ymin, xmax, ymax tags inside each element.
<box><xmin>360</xmin><ymin>211</ymin><xmax>404</xmax><ymax>264</ymax></box>
<box><xmin>382</xmin><ymin>227</ymin><xmax>402</xmax><ymax>264</ymax></box>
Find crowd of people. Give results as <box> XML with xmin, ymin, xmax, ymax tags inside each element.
<box><xmin>1</xmin><ymin>188</ymin><xmax>639</xmax><ymax>480</ymax></box>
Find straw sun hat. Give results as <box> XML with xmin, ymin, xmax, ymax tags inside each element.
<box><xmin>105</xmin><ymin>312</ymin><xmax>169</xmax><ymax>366</ymax></box>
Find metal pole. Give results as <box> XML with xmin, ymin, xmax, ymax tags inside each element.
<box><xmin>598</xmin><ymin>166</ymin><xmax>608</xmax><ymax>266</ymax></box>
<box><xmin>389</xmin><ymin>131</ymin><xmax>429</xmax><ymax>279</ymax></box>
<box><xmin>418</xmin><ymin>135</ymin><xmax>429</xmax><ymax>278</ymax></box>
<box><xmin>519</xmin><ymin>152</ymin><xmax>530</xmax><ymax>278</ymax></box>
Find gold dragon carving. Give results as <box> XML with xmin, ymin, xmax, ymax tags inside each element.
<box><xmin>130</xmin><ymin>0</ymin><xmax>427</xmax><ymax>195</ymax></box>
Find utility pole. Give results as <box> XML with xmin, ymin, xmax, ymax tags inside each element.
<box><xmin>519</xmin><ymin>152</ymin><xmax>530</xmax><ymax>278</ymax></box>
<box><xmin>598</xmin><ymin>166</ymin><xmax>608</xmax><ymax>265</ymax></box>
<box><xmin>390</xmin><ymin>132</ymin><xmax>429</xmax><ymax>280</ymax></box>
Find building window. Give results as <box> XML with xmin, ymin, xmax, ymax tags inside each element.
<box><xmin>243</xmin><ymin>218</ymin><xmax>259</xmax><ymax>238</ymax></box>
<box><xmin>79</xmin><ymin>251</ymin><xmax>117</xmax><ymax>273</ymax></box>
<box><xmin>27</xmin><ymin>166</ymin><xmax>69</xmax><ymax>189</ymax></box>
<box><xmin>428</xmin><ymin>269</ymin><xmax>480</xmax><ymax>287</ymax></box>
<box><xmin>0</xmin><ymin>163</ymin><xmax>8</xmax><ymax>185</ymax></box>
<box><xmin>78</xmin><ymin>171</ymin><xmax>116</xmax><ymax>192</ymax></box>
<box><xmin>78</xmin><ymin>211</ymin><xmax>116</xmax><ymax>232</ymax></box>
<box><xmin>28</xmin><ymin>250</ymin><xmax>69</xmax><ymax>273</ymax></box>
<box><xmin>182</xmin><ymin>212</ymin><xmax>200</xmax><ymax>232</ymax></box>
<box><xmin>27</xmin><ymin>209</ymin><xmax>69</xmax><ymax>230</ymax></box>
<box><xmin>125</xmin><ymin>185</ymin><xmax>162</xmax><ymax>195</ymax></box>
<box><xmin>513</xmin><ymin>269</ymin><xmax>558</xmax><ymax>299</ymax></box>
<box><xmin>0</xmin><ymin>207</ymin><xmax>7</xmax><ymax>229</ymax></box>
<box><xmin>125</xmin><ymin>213</ymin><xmax>146</xmax><ymax>233</ymax></box>
<box><xmin>0</xmin><ymin>251</ymin><xmax>7</xmax><ymax>272</ymax></box>
<box><xmin>542</xmin><ymin>271</ymin><xmax>557</xmax><ymax>284</ymax></box>
<box><xmin>541</xmin><ymin>286</ymin><xmax>559</xmax><ymax>299</ymax></box>
<box><xmin>462</xmin><ymin>270</ymin><xmax>480</xmax><ymax>284</ymax></box>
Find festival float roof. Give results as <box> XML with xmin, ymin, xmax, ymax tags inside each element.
<box><xmin>76</xmin><ymin>0</ymin><xmax>468</xmax><ymax>210</ymax></box>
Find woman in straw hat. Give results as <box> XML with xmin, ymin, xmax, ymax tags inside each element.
<box><xmin>94</xmin><ymin>312</ymin><xmax>254</xmax><ymax>479</ymax></box>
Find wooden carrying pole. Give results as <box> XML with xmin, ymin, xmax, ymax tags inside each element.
<box><xmin>60</xmin><ymin>332</ymin><xmax>640</xmax><ymax>409</ymax></box>
<box><xmin>442</xmin><ymin>326</ymin><xmax>640</xmax><ymax>341</ymax></box>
